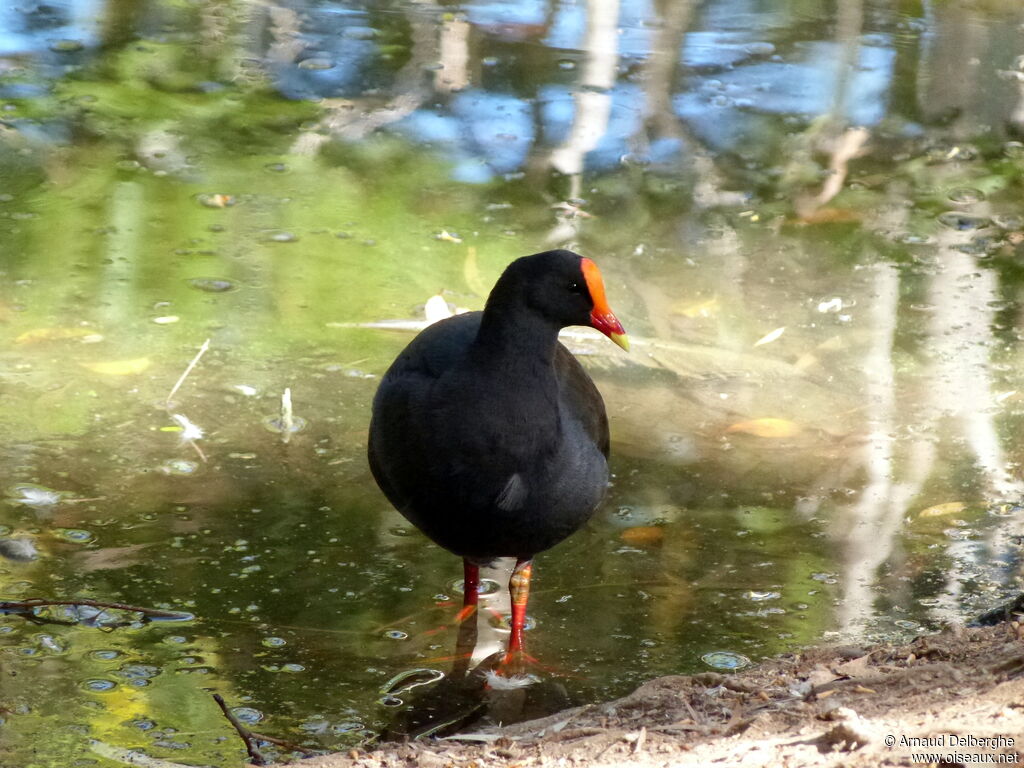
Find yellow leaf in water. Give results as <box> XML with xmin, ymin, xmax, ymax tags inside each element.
<box><xmin>16</xmin><ymin>327</ymin><xmax>102</xmax><ymax>345</ymax></box>
<box><xmin>754</xmin><ymin>327</ymin><xmax>786</xmax><ymax>347</ymax></box>
<box><xmin>917</xmin><ymin>501</ymin><xmax>967</xmax><ymax>518</ymax></box>
<box><xmin>463</xmin><ymin>246</ymin><xmax>490</xmax><ymax>297</ymax></box>
<box><xmin>725</xmin><ymin>418</ymin><xmax>801</xmax><ymax>438</ymax></box>
<box><xmin>671</xmin><ymin>296</ymin><xmax>720</xmax><ymax>318</ymax></box>
<box><xmin>81</xmin><ymin>357</ymin><xmax>151</xmax><ymax>375</ymax></box>
<box><xmin>620</xmin><ymin>526</ymin><xmax>665</xmax><ymax>546</ymax></box>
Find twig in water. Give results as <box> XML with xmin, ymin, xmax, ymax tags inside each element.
<box><xmin>0</xmin><ymin>597</ymin><xmax>192</xmax><ymax>620</ymax></box>
<box><xmin>213</xmin><ymin>693</ymin><xmax>268</xmax><ymax>766</ymax></box>
<box><xmin>281</xmin><ymin>387</ymin><xmax>294</xmax><ymax>444</ymax></box>
<box><xmin>166</xmin><ymin>338</ymin><xmax>210</xmax><ymax>407</ymax></box>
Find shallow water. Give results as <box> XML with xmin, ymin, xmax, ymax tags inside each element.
<box><xmin>2</xmin><ymin>0</ymin><xmax>1024</xmax><ymax>764</ymax></box>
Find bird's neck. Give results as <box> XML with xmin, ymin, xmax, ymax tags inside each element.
<box><xmin>473</xmin><ymin>306</ymin><xmax>562</xmax><ymax>370</ymax></box>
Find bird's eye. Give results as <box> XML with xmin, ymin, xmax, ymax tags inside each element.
<box><xmin>567</xmin><ymin>281</ymin><xmax>585</xmax><ymax>294</ymax></box>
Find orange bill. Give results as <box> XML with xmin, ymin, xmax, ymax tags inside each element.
<box><xmin>581</xmin><ymin>257</ymin><xmax>629</xmax><ymax>351</ymax></box>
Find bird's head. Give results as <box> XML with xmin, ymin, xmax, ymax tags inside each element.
<box><xmin>502</xmin><ymin>249</ymin><xmax>629</xmax><ymax>351</ymax></box>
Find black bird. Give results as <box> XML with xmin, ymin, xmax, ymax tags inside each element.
<box><xmin>368</xmin><ymin>249</ymin><xmax>627</xmax><ymax>662</ymax></box>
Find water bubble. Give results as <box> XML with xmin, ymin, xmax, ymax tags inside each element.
<box><xmin>298</xmin><ymin>57</ymin><xmax>335</xmax><ymax>71</ymax></box>
<box><xmin>449</xmin><ymin>577</ymin><xmax>501</xmax><ymax>597</ymax></box>
<box><xmin>281</xmin><ymin>663</ymin><xmax>304</xmax><ymax>673</ymax></box>
<box><xmin>332</xmin><ymin>721</ymin><xmax>364</xmax><ymax>733</ymax></box>
<box><xmin>230</xmin><ymin>707</ymin><xmax>263</xmax><ymax>724</ymax></box>
<box><xmin>383</xmin><ymin>630</ymin><xmax>408</xmax><ymax>640</ymax></box>
<box><xmin>700</xmin><ymin>651</ymin><xmax>751</xmax><ymax>670</ymax></box>
<box><xmin>898</xmin><ymin>234</ymin><xmax>935</xmax><ymax>246</ymax></box>
<box><xmin>1004</xmin><ymin>141</ymin><xmax>1024</xmax><ymax>159</ymax></box>
<box><xmin>53</xmin><ymin>528</ymin><xmax>95</xmax><ymax>544</ymax></box>
<box><xmin>488</xmin><ymin>613</ymin><xmax>537</xmax><ymax>632</ymax></box>
<box><xmin>992</xmin><ymin>214</ymin><xmax>1024</xmax><ymax>230</ymax></box>
<box><xmin>159</xmin><ymin>459</ymin><xmax>199</xmax><ymax>476</ymax></box>
<box><xmin>116</xmin><ymin>664</ymin><xmax>161</xmax><ymax>681</ymax></box>
<box><xmin>558</xmin><ymin>59</ymin><xmax>576</xmax><ymax>70</ymax></box>
<box><xmin>81</xmin><ymin>678</ymin><xmax>117</xmax><ymax>693</ymax></box>
<box><xmin>265</xmin><ymin>231</ymin><xmax>298</xmax><ymax>243</ymax></box>
<box><xmin>261</xmin><ymin>636</ymin><xmax>287</xmax><ymax>648</ymax></box>
<box><xmin>187</xmin><ymin>277</ymin><xmax>236</xmax><ymax>293</ymax></box>
<box><xmin>893</xmin><ymin>619</ymin><xmax>920</xmax><ymax>630</ymax></box>
<box><xmin>744</xmin><ymin>590</ymin><xmax>781</xmax><ymax>602</ymax></box>
<box><xmin>264</xmin><ymin>163</ymin><xmax>289</xmax><ymax>174</ymax></box>
<box><xmin>936</xmin><ymin>212</ymin><xmax>990</xmax><ymax>231</ymax></box>
<box><xmin>388</xmin><ymin>527</ymin><xmax>412</xmax><ymax>537</ymax></box>
<box><xmin>89</xmin><ymin>649</ymin><xmax>121</xmax><ymax>661</ymax></box>
<box><xmin>379</xmin><ymin>694</ymin><xmax>403</xmax><ymax>707</ymax></box>
<box><xmin>262</xmin><ymin>415</ymin><xmax>308</xmax><ymax>435</ymax></box>
<box><xmin>947</xmin><ymin>187</ymin><xmax>985</xmax><ymax>204</ymax></box>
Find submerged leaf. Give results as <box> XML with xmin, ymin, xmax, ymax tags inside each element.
<box><xmin>917</xmin><ymin>501</ymin><xmax>968</xmax><ymax>518</ymax></box>
<box><xmin>463</xmin><ymin>246</ymin><xmax>490</xmax><ymax>297</ymax></box>
<box><xmin>81</xmin><ymin>357</ymin><xmax>151</xmax><ymax>375</ymax></box>
<box><xmin>620</xmin><ymin>526</ymin><xmax>665</xmax><ymax>545</ymax></box>
<box><xmin>725</xmin><ymin>418</ymin><xmax>801</xmax><ymax>438</ymax></box>
<box><xmin>16</xmin><ymin>327</ymin><xmax>102</xmax><ymax>345</ymax></box>
<box><xmin>671</xmin><ymin>296</ymin><xmax>720</xmax><ymax>318</ymax></box>
<box><xmin>753</xmin><ymin>327</ymin><xmax>786</xmax><ymax>347</ymax></box>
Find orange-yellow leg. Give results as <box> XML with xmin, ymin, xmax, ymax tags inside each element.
<box><xmin>503</xmin><ymin>558</ymin><xmax>534</xmax><ymax>665</ymax></box>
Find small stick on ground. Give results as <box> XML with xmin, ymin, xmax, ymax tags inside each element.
<box><xmin>0</xmin><ymin>597</ymin><xmax>193</xmax><ymax>621</ymax></box>
<box><xmin>213</xmin><ymin>693</ymin><xmax>268</xmax><ymax>766</ymax></box>
<box><xmin>166</xmin><ymin>338</ymin><xmax>210</xmax><ymax>407</ymax></box>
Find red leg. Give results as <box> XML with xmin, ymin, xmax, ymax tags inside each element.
<box><xmin>454</xmin><ymin>559</ymin><xmax>480</xmax><ymax>623</ymax></box>
<box><xmin>506</xmin><ymin>558</ymin><xmax>532</xmax><ymax>658</ymax></box>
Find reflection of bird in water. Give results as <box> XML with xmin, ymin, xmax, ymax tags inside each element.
<box><xmin>379</xmin><ymin>582</ymin><xmax>573</xmax><ymax>741</ymax></box>
<box><xmin>369</xmin><ymin>250</ymin><xmax>628</xmax><ymax>670</ymax></box>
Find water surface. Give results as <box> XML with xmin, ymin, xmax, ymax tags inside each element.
<box><xmin>2</xmin><ymin>0</ymin><xmax>1024</xmax><ymax>764</ymax></box>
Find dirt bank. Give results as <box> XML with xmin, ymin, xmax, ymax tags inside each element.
<box><xmin>275</xmin><ymin>617</ymin><xmax>1024</xmax><ymax>768</ymax></box>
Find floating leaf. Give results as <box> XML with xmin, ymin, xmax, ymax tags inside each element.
<box><xmin>671</xmin><ymin>297</ymin><xmax>719</xmax><ymax>318</ymax></box>
<box><xmin>619</xmin><ymin>526</ymin><xmax>664</xmax><ymax>546</ymax></box>
<box><xmin>753</xmin><ymin>327</ymin><xmax>786</xmax><ymax>347</ymax></box>
<box><xmin>16</xmin><ymin>327</ymin><xmax>102</xmax><ymax>345</ymax></box>
<box><xmin>725</xmin><ymin>418</ymin><xmax>801</xmax><ymax>438</ymax></box>
<box><xmin>81</xmin><ymin>357</ymin><xmax>151</xmax><ymax>375</ymax></box>
<box><xmin>917</xmin><ymin>501</ymin><xmax>968</xmax><ymax>518</ymax></box>
<box><xmin>197</xmin><ymin>193</ymin><xmax>236</xmax><ymax>208</ymax></box>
